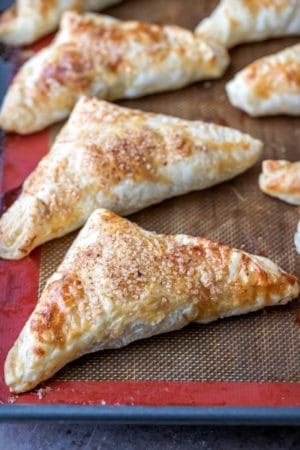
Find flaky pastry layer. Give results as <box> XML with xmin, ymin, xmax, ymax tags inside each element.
<box><xmin>5</xmin><ymin>208</ymin><xmax>299</xmax><ymax>393</ymax></box>
<box><xmin>226</xmin><ymin>44</ymin><xmax>300</xmax><ymax>117</ymax></box>
<box><xmin>259</xmin><ymin>160</ymin><xmax>300</xmax><ymax>205</ymax></box>
<box><xmin>0</xmin><ymin>11</ymin><xmax>229</xmax><ymax>134</ymax></box>
<box><xmin>0</xmin><ymin>97</ymin><xmax>263</xmax><ymax>260</ymax></box>
<box><xmin>195</xmin><ymin>0</ymin><xmax>300</xmax><ymax>48</ymax></box>
<box><xmin>0</xmin><ymin>0</ymin><xmax>122</xmax><ymax>46</ymax></box>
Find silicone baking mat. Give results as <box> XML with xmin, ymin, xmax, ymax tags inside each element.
<box><xmin>0</xmin><ymin>0</ymin><xmax>299</xmax><ymax>409</ymax></box>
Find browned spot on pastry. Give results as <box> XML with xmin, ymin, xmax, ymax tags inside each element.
<box><xmin>107</xmin><ymin>55</ymin><xmax>124</xmax><ymax>72</ymax></box>
<box><xmin>262</xmin><ymin>160</ymin><xmax>300</xmax><ymax>195</ymax></box>
<box><xmin>266</xmin><ymin>177</ymin><xmax>300</xmax><ymax>194</ymax></box>
<box><xmin>19</xmin><ymin>234</ymin><xmax>37</xmax><ymax>255</ymax></box>
<box><xmin>208</xmin><ymin>54</ymin><xmax>217</xmax><ymax>67</ymax></box>
<box><xmin>38</xmin><ymin>45</ymin><xmax>93</xmax><ymax>92</ymax></box>
<box><xmin>264</xmin><ymin>160</ymin><xmax>284</xmax><ymax>172</ymax></box>
<box><xmin>62</xmin><ymin>15</ymin><xmax>170</xmax><ymax>74</ymax></box>
<box><xmin>31</xmin><ymin>301</ymin><xmax>66</xmax><ymax>347</ymax></box>
<box><xmin>241</xmin><ymin>253</ymin><xmax>298</xmax><ymax>302</ymax></box>
<box><xmin>40</xmin><ymin>0</ymin><xmax>59</xmax><ymax>18</ymax></box>
<box><xmin>33</xmin><ymin>347</ymin><xmax>45</xmax><ymax>356</ymax></box>
<box><xmin>72</xmin><ymin>17</ymin><xmax>165</xmax><ymax>45</ymax></box>
<box><xmin>81</xmin><ymin>127</ymin><xmax>170</xmax><ymax>188</ymax></box>
<box><xmin>229</xmin><ymin>17</ymin><xmax>240</xmax><ymax>29</ymax></box>
<box><xmin>168</xmin><ymin>132</ymin><xmax>195</xmax><ymax>157</ymax></box>
<box><xmin>30</xmin><ymin>275</ymin><xmax>85</xmax><ymax>348</ymax></box>
<box><xmin>208</xmin><ymin>140</ymin><xmax>250</xmax><ymax>152</ymax></box>
<box><xmin>246</xmin><ymin>60</ymin><xmax>300</xmax><ymax>99</ymax></box>
<box><xmin>56</xmin><ymin>13</ymin><xmax>194</xmax><ymax>79</ymax></box>
<box><xmin>286</xmin><ymin>273</ymin><xmax>299</xmax><ymax>285</ymax></box>
<box><xmin>244</xmin><ymin>0</ymin><xmax>289</xmax><ymax>14</ymax></box>
<box><xmin>39</xmin><ymin>0</ymin><xmax>85</xmax><ymax>19</ymax></box>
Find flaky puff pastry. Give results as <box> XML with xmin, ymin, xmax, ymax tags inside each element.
<box><xmin>259</xmin><ymin>160</ymin><xmax>300</xmax><ymax>256</ymax></box>
<box><xmin>195</xmin><ymin>0</ymin><xmax>300</xmax><ymax>48</ymax></box>
<box><xmin>226</xmin><ymin>44</ymin><xmax>300</xmax><ymax>117</ymax></box>
<box><xmin>0</xmin><ymin>97</ymin><xmax>263</xmax><ymax>260</ymax></box>
<box><xmin>5</xmin><ymin>208</ymin><xmax>299</xmax><ymax>393</ymax></box>
<box><xmin>259</xmin><ymin>160</ymin><xmax>300</xmax><ymax>205</ymax></box>
<box><xmin>0</xmin><ymin>12</ymin><xmax>229</xmax><ymax>134</ymax></box>
<box><xmin>0</xmin><ymin>0</ymin><xmax>122</xmax><ymax>46</ymax></box>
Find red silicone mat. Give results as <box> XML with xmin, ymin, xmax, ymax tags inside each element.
<box><xmin>0</xmin><ymin>0</ymin><xmax>299</xmax><ymax>409</ymax></box>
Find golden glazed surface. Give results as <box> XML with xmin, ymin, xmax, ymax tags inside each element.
<box><xmin>0</xmin><ymin>0</ymin><xmax>123</xmax><ymax>45</ymax></box>
<box><xmin>0</xmin><ymin>11</ymin><xmax>229</xmax><ymax>134</ymax></box>
<box><xmin>259</xmin><ymin>160</ymin><xmax>300</xmax><ymax>205</ymax></box>
<box><xmin>248</xmin><ymin>60</ymin><xmax>300</xmax><ymax>99</ymax></box>
<box><xmin>226</xmin><ymin>44</ymin><xmax>300</xmax><ymax>116</ymax></box>
<box><xmin>244</xmin><ymin>0</ymin><xmax>292</xmax><ymax>14</ymax></box>
<box><xmin>0</xmin><ymin>97</ymin><xmax>262</xmax><ymax>260</ymax></box>
<box><xmin>5</xmin><ymin>209</ymin><xmax>299</xmax><ymax>393</ymax></box>
<box><xmin>196</xmin><ymin>0</ymin><xmax>300</xmax><ymax>48</ymax></box>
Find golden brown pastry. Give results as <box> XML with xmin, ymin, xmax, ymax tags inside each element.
<box><xmin>0</xmin><ymin>11</ymin><xmax>229</xmax><ymax>134</ymax></box>
<box><xmin>5</xmin><ymin>208</ymin><xmax>299</xmax><ymax>393</ymax></box>
<box><xmin>195</xmin><ymin>0</ymin><xmax>300</xmax><ymax>48</ymax></box>
<box><xmin>259</xmin><ymin>160</ymin><xmax>300</xmax><ymax>205</ymax></box>
<box><xmin>0</xmin><ymin>0</ymin><xmax>122</xmax><ymax>46</ymax></box>
<box><xmin>0</xmin><ymin>97</ymin><xmax>263</xmax><ymax>260</ymax></box>
<box><xmin>226</xmin><ymin>44</ymin><xmax>300</xmax><ymax>116</ymax></box>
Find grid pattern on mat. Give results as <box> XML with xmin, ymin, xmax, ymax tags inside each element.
<box><xmin>38</xmin><ymin>0</ymin><xmax>300</xmax><ymax>383</ymax></box>
<box><xmin>39</xmin><ymin>187</ymin><xmax>300</xmax><ymax>382</ymax></box>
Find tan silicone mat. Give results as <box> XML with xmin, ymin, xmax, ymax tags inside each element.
<box><xmin>39</xmin><ymin>0</ymin><xmax>300</xmax><ymax>382</ymax></box>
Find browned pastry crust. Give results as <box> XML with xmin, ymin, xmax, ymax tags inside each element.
<box><xmin>5</xmin><ymin>209</ymin><xmax>299</xmax><ymax>393</ymax></box>
<box><xmin>0</xmin><ymin>97</ymin><xmax>262</xmax><ymax>260</ymax></box>
<box><xmin>0</xmin><ymin>11</ymin><xmax>229</xmax><ymax>134</ymax></box>
<box><xmin>226</xmin><ymin>44</ymin><xmax>300</xmax><ymax>116</ymax></box>
<box><xmin>259</xmin><ymin>160</ymin><xmax>300</xmax><ymax>205</ymax></box>
<box><xmin>0</xmin><ymin>0</ymin><xmax>122</xmax><ymax>46</ymax></box>
<box><xmin>196</xmin><ymin>0</ymin><xmax>300</xmax><ymax>48</ymax></box>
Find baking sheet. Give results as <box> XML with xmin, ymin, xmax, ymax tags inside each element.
<box><xmin>0</xmin><ymin>0</ymin><xmax>300</xmax><ymax>420</ymax></box>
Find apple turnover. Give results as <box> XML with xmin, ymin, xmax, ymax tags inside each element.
<box><xmin>0</xmin><ymin>0</ymin><xmax>122</xmax><ymax>46</ymax></box>
<box><xmin>226</xmin><ymin>44</ymin><xmax>300</xmax><ymax>116</ymax></box>
<box><xmin>0</xmin><ymin>11</ymin><xmax>229</xmax><ymax>134</ymax></box>
<box><xmin>5</xmin><ymin>208</ymin><xmax>299</xmax><ymax>393</ymax></box>
<box><xmin>0</xmin><ymin>97</ymin><xmax>263</xmax><ymax>260</ymax></box>
<box><xmin>259</xmin><ymin>160</ymin><xmax>300</xmax><ymax>205</ymax></box>
<box><xmin>196</xmin><ymin>0</ymin><xmax>300</xmax><ymax>48</ymax></box>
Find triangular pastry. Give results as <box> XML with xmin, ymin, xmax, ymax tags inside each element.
<box><xmin>0</xmin><ymin>11</ymin><xmax>229</xmax><ymax>134</ymax></box>
<box><xmin>0</xmin><ymin>97</ymin><xmax>263</xmax><ymax>260</ymax></box>
<box><xmin>0</xmin><ymin>0</ymin><xmax>123</xmax><ymax>46</ymax></box>
<box><xmin>195</xmin><ymin>0</ymin><xmax>300</xmax><ymax>48</ymax></box>
<box><xmin>226</xmin><ymin>44</ymin><xmax>300</xmax><ymax>117</ymax></box>
<box><xmin>5</xmin><ymin>208</ymin><xmax>299</xmax><ymax>393</ymax></box>
<box><xmin>259</xmin><ymin>160</ymin><xmax>300</xmax><ymax>256</ymax></box>
<box><xmin>259</xmin><ymin>160</ymin><xmax>300</xmax><ymax>205</ymax></box>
